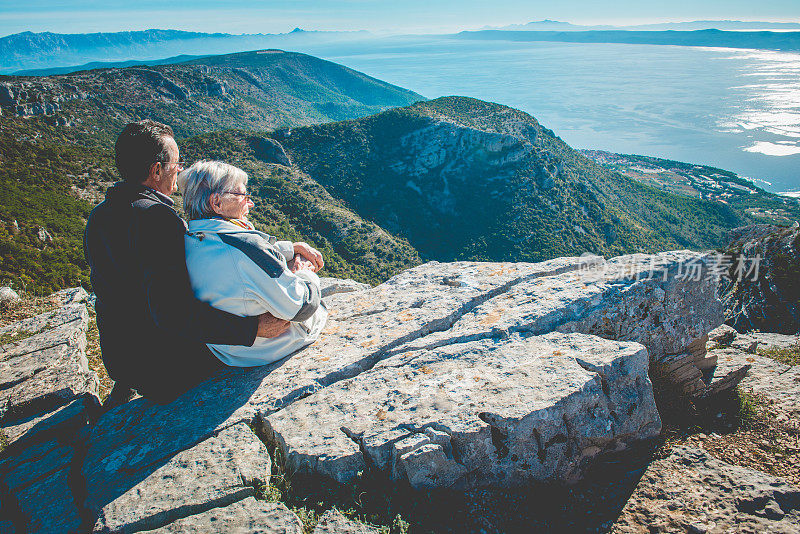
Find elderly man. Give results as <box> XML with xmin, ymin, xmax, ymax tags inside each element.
<box><xmin>84</xmin><ymin>120</ymin><xmax>323</xmax><ymax>404</ymax></box>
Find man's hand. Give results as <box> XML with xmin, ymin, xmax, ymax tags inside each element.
<box><xmin>256</xmin><ymin>311</ymin><xmax>290</xmax><ymax>338</ymax></box>
<box><xmin>292</xmin><ymin>242</ymin><xmax>324</xmax><ymax>272</ymax></box>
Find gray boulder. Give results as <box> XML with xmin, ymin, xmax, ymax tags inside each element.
<box><xmin>264</xmin><ymin>332</ymin><xmax>659</xmax><ymax>488</ymax></box>
<box><xmin>0</xmin><ymin>287</ymin><xmax>19</xmax><ymax>303</ymax></box>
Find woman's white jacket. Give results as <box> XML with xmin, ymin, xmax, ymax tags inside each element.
<box><xmin>184</xmin><ymin>218</ymin><xmax>328</xmax><ymax>367</ymax></box>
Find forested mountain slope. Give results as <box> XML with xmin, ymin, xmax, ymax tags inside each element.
<box><xmin>0</xmin><ymin>50</ymin><xmax>423</xmax><ymax>292</ymax></box>
<box><xmin>276</xmin><ymin>96</ymin><xmax>753</xmax><ymax>262</ymax></box>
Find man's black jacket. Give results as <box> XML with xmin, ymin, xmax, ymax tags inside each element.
<box><xmin>84</xmin><ymin>181</ymin><xmax>258</xmax><ymax>402</ymax></box>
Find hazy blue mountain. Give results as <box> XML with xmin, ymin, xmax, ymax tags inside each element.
<box><xmin>457</xmin><ymin>29</ymin><xmax>800</xmax><ymax>52</ymax></box>
<box><xmin>0</xmin><ymin>28</ymin><xmax>372</xmax><ymax>74</ymax></box>
<box><xmin>14</xmin><ymin>54</ymin><xmax>208</xmax><ymax>76</ymax></box>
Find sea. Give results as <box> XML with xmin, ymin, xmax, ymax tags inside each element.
<box><xmin>292</xmin><ymin>35</ymin><xmax>800</xmax><ymax>195</ymax></box>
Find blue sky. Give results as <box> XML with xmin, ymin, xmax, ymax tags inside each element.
<box><xmin>1</xmin><ymin>0</ymin><xmax>799</xmax><ymax>36</ymax></box>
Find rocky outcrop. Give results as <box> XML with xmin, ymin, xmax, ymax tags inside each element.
<box><xmin>0</xmin><ymin>81</ymin><xmax>89</xmax><ymax>118</ymax></box>
<box><xmin>721</xmin><ymin>224</ymin><xmax>800</xmax><ymax>334</ymax></box>
<box><xmin>0</xmin><ymin>252</ymin><xmax>730</xmax><ymax>531</ymax></box>
<box><xmin>0</xmin><ymin>303</ymin><xmax>98</xmax><ymax>428</ymax></box>
<box><xmin>0</xmin><ymin>303</ymin><xmax>99</xmax><ymax>533</ymax></box>
<box><xmin>0</xmin><ymin>287</ymin><xmax>19</xmax><ymax>303</ymax></box>
<box><xmin>251</xmin><ymin>136</ymin><xmax>292</xmax><ymax>166</ymax></box>
<box><xmin>708</xmin><ymin>324</ymin><xmax>800</xmax><ymax>413</ymax></box>
<box><xmin>612</xmin><ymin>447</ymin><xmax>800</xmax><ymax>533</ymax></box>
<box><xmin>127</xmin><ymin>69</ymin><xmax>190</xmax><ymax>101</ymax></box>
<box><xmin>313</xmin><ymin>509</ymin><xmax>381</xmax><ymax>534</ymax></box>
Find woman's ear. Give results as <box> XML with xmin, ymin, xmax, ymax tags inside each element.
<box><xmin>209</xmin><ymin>193</ymin><xmax>222</xmax><ymax>213</ymax></box>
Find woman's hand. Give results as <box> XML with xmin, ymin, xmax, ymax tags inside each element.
<box><xmin>288</xmin><ymin>257</ymin><xmax>314</xmax><ymax>273</ymax></box>
<box><xmin>292</xmin><ymin>242</ymin><xmax>324</xmax><ymax>272</ymax></box>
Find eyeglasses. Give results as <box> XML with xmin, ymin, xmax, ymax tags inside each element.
<box><xmin>160</xmin><ymin>160</ymin><xmax>186</xmax><ymax>169</ymax></box>
<box><xmin>224</xmin><ymin>191</ymin><xmax>254</xmax><ymax>202</ymax></box>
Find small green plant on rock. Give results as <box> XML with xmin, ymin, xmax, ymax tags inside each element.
<box><xmin>758</xmin><ymin>343</ymin><xmax>800</xmax><ymax>367</ymax></box>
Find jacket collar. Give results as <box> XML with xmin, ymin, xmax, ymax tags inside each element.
<box><xmin>186</xmin><ymin>218</ymin><xmax>258</xmax><ymax>234</ymax></box>
<box><xmin>106</xmin><ymin>181</ymin><xmax>175</xmax><ymax>207</ymax></box>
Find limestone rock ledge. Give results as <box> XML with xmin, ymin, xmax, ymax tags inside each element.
<box><xmin>264</xmin><ymin>331</ymin><xmax>657</xmax><ymax>488</ymax></box>
<box><xmin>0</xmin><ymin>251</ymin><xmax>728</xmax><ymax>532</ymax></box>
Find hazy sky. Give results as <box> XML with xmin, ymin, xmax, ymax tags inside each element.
<box><xmin>1</xmin><ymin>0</ymin><xmax>799</xmax><ymax>37</ymax></box>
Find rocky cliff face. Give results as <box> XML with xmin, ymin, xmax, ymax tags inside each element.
<box><xmin>721</xmin><ymin>224</ymin><xmax>800</xmax><ymax>334</ymax></box>
<box><xmin>279</xmin><ymin>96</ymin><xmax>749</xmax><ymax>263</ymax></box>
<box><xmin>0</xmin><ymin>251</ymin><xmax>736</xmax><ymax>532</ymax></box>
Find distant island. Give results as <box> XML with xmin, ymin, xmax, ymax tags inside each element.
<box><xmin>456</xmin><ymin>29</ymin><xmax>800</xmax><ymax>53</ymax></box>
<box><xmin>492</xmin><ymin>19</ymin><xmax>800</xmax><ymax>32</ymax></box>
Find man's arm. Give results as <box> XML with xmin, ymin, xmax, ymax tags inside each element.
<box><xmin>137</xmin><ymin>204</ymin><xmax>269</xmax><ymax>345</ymax></box>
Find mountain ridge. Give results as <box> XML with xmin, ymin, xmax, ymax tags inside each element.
<box><xmin>0</xmin><ymin>29</ymin><xmax>372</xmax><ymax>74</ymax></box>
<box><xmin>0</xmin><ymin>50</ymin><xmax>424</xmax><ymax>292</ymax></box>
<box><xmin>274</xmin><ymin>96</ymin><xmax>761</xmax><ymax>262</ymax></box>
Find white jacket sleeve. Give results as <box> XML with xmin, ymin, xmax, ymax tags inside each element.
<box><xmin>232</xmin><ymin>244</ymin><xmax>322</xmax><ymax>322</ymax></box>
<box><xmin>274</xmin><ymin>240</ymin><xmax>295</xmax><ymax>262</ymax></box>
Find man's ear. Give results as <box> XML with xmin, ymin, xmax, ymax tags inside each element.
<box><xmin>147</xmin><ymin>161</ymin><xmax>161</xmax><ymax>181</ymax></box>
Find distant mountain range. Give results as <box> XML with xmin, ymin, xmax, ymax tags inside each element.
<box><xmin>4</xmin><ymin>22</ymin><xmax>800</xmax><ymax>76</ymax></box>
<box><xmin>0</xmin><ymin>28</ymin><xmax>372</xmax><ymax>74</ymax></box>
<box><xmin>0</xmin><ymin>50</ymin><xmax>422</xmax><ymax>292</ymax></box>
<box><xmin>493</xmin><ymin>19</ymin><xmax>800</xmax><ymax>32</ymax></box>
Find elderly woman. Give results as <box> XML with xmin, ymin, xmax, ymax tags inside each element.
<box><xmin>177</xmin><ymin>160</ymin><xmax>328</xmax><ymax>366</ymax></box>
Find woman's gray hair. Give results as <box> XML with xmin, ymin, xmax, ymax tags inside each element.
<box><xmin>178</xmin><ymin>160</ymin><xmax>248</xmax><ymax>220</ymax></box>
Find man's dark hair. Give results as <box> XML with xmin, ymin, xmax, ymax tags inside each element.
<box><xmin>114</xmin><ymin>120</ymin><xmax>175</xmax><ymax>183</ymax></box>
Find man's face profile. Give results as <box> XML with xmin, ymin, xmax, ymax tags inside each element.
<box><xmin>155</xmin><ymin>136</ymin><xmax>181</xmax><ymax>195</ymax></box>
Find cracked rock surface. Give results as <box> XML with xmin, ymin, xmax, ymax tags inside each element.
<box><xmin>612</xmin><ymin>446</ymin><xmax>800</xmax><ymax>533</ymax></box>
<box><xmin>88</xmin><ymin>422</ymin><xmax>271</xmax><ymax>533</ymax></box>
<box><xmin>264</xmin><ymin>332</ymin><xmax>658</xmax><ymax>488</ymax></box>
<box><xmin>0</xmin><ymin>252</ymin><xmax>727</xmax><ymax>531</ymax></box>
<box><xmin>145</xmin><ymin>497</ymin><xmax>304</xmax><ymax>533</ymax></box>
